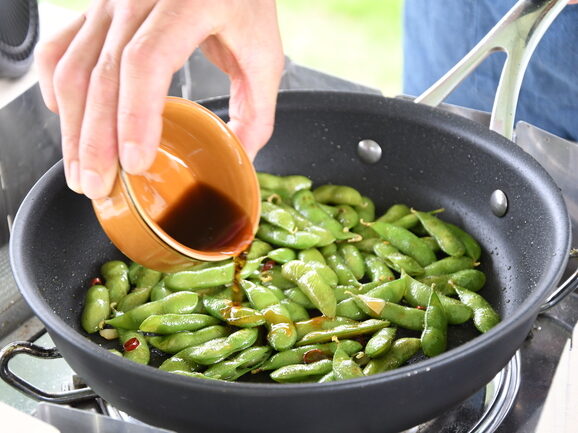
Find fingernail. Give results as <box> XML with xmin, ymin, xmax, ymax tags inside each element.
<box><xmin>81</xmin><ymin>169</ymin><xmax>106</xmax><ymax>199</ymax></box>
<box><xmin>67</xmin><ymin>160</ymin><xmax>82</xmax><ymax>193</ymax></box>
<box><xmin>121</xmin><ymin>141</ymin><xmax>151</xmax><ymax>174</ymax></box>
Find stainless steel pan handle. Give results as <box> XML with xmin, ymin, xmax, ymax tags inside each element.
<box><xmin>415</xmin><ymin>0</ymin><xmax>568</xmax><ymax>140</ymax></box>
<box><xmin>415</xmin><ymin>0</ymin><xmax>577</xmax><ymax>311</ymax></box>
<box><xmin>0</xmin><ymin>341</ymin><xmax>97</xmax><ymax>403</ymax></box>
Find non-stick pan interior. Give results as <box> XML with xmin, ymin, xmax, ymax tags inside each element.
<box><xmin>12</xmin><ymin>91</ymin><xmax>569</xmax><ymax>363</ymax></box>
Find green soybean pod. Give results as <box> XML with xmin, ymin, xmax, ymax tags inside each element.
<box><xmin>376</xmin><ymin>204</ymin><xmax>411</xmax><ymax>223</ymax></box>
<box><xmin>318</xmin><ymin>372</ymin><xmax>336</xmax><ymax>383</ymax></box>
<box><xmin>294</xmin><ymin>316</ymin><xmax>357</xmax><ymax>339</ymax></box>
<box><xmin>116</xmin><ymin>287</ymin><xmax>152</xmax><ymax>312</ymax></box>
<box><xmin>270</xmin><ymin>359</ymin><xmax>333</xmax><ymax>383</ymax></box>
<box><xmin>282</xmin><ymin>260</ymin><xmax>337</xmax><ymax>318</ymax></box>
<box><xmin>352</xmin><ymin>294</ymin><xmax>425</xmax><ymax>331</ymax></box>
<box><xmin>257</xmin><ymin>223</ymin><xmax>320</xmax><ymax>249</ymax></box>
<box><xmin>202</xmin><ymin>296</ymin><xmax>266</xmax><ymax>328</ymax></box>
<box><xmin>204</xmin><ymin>346</ymin><xmax>272</xmax><ymax>381</ymax></box>
<box><xmin>362</xmin><ymin>253</ymin><xmax>395</xmax><ymax>282</ymax></box>
<box><xmin>242</xmin><ymin>280</ymin><xmax>297</xmax><ymax>351</ymax></box>
<box><xmin>247</xmin><ymin>239</ymin><xmax>274</xmax><ymax>260</ymax></box>
<box><xmin>267</xmin><ymin>248</ymin><xmax>297</xmax><ymax>264</ymax></box>
<box><xmin>354</xmin><ymin>196</ymin><xmax>376</xmax><ymax>224</ymax></box>
<box><xmin>259</xmin><ymin>340</ymin><xmax>362</xmax><ymax>371</ymax></box>
<box><xmin>363</xmin><ymin>338</ymin><xmax>421</xmax><ymax>376</ymax></box>
<box><xmin>423</xmin><ymin>256</ymin><xmax>477</xmax><ymax>276</ymax></box>
<box><xmin>179</xmin><ymin>328</ymin><xmax>259</xmax><ymax>365</ymax></box>
<box><xmin>319</xmin><ymin>203</ymin><xmax>339</xmax><ymax>218</ymax></box>
<box><xmin>127</xmin><ymin>262</ymin><xmax>142</xmax><ymax>285</ymax></box>
<box><xmin>280</xmin><ymin>299</ymin><xmax>310</xmax><ymax>322</ymax></box>
<box><xmin>81</xmin><ymin>285</ymin><xmax>110</xmax><ymax>333</ymax></box>
<box><xmin>421</xmin><ymin>291</ymin><xmax>448</xmax><ymax>357</ymax></box>
<box><xmin>139</xmin><ymin>313</ymin><xmax>220</xmax><ymax>334</ymax></box>
<box><xmin>365</xmin><ymin>327</ymin><xmax>397</xmax><ymax>358</ymax></box>
<box><xmin>420</xmin><ymin>236</ymin><xmax>441</xmax><ymax>253</ymax></box>
<box><xmin>325</xmin><ymin>253</ymin><xmax>360</xmax><ymax>287</ymax></box>
<box><xmin>260</xmin><ymin>266</ymin><xmax>295</xmax><ymax>289</ymax></box>
<box><xmin>158</xmin><ymin>354</ymin><xmax>200</xmax><ymax>373</ymax></box>
<box><xmin>293</xmin><ymin>190</ymin><xmax>359</xmax><ymax>242</ymax></box>
<box><xmin>313</xmin><ymin>184</ymin><xmax>363</xmax><ymax>206</ymax></box>
<box><xmin>413</xmin><ymin>211</ymin><xmax>465</xmax><ymax>257</ymax></box>
<box><xmin>373</xmin><ymin>242</ymin><xmax>424</xmax><ymax>276</ymax></box>
<box><xmin>332</xmin><ymin>342</ymin><xmax>364</xmax><ymax>380</ymax></box>
<box><xmin>118</xmin><ymin>330</ymin><xmax>150</xmax><ymax>365</ymax></box>
<box><xmin>296</xmin><ymin>319</ymin><xmax>390</xmax><ymax>346</ymax></box>
<box><xmin>403</xmin><ymin>273</ymin><xmax>472</xmax><ymax>325</ymax></box>
<box><xmin>418</xmin><ymin>269</ymin><xmax>487</xmax><ymax>295</ymax></box>
<box><xmin>164</xmin><ymin>257</ymin><xmax>264</xmax><ymax>291</ymax></box>
<box><xmin>370</xmin><ymin>221</ymin><xmax>436</xmax><ymax>267</ymax></box>
<box><xmin>351</xmin><ymin>237</ymin><xmax>381</xmax><ymax>253</ymax></box>
<box><xmin>257</xmin><ymin>173</ymin><xmax>312</xmax><ymax>198</ymax></box>
<box><xmin>135</xmin><ymin>268</ymin><xmax>163</xmax><ymax>289</ymax></box>
<box><xmin>335</xmin><ymin>298</ymin><xmax>367</xmax><ymax>321</ymax></box>
<box><xmin>148</xmin><ymin>325</ymin><xmax>230</xmax><ymax>354</ymax></box>
<box><xmin>298</xmin><ymin>248</ymin><xmax>326</xmax><ymax>264</ymax></box>
<box><xmin>150</xmin><ymin>280</ymin><xmax>173</xmax><ymax>301</ymax></box>
<box><xmin>278</xmin><ymin>203</ymin><xmax>336</xmax><ymax>247</ymax></box>
<box><xmin>260</xmin><ymin>201</ymin><xmax>297</xmax><ymax>233</ymax></box>
<box><xmin>391</xmin><ymin>213</ymin><xmax>420</xmax><ymax>230</ymax></box>
<box><xmin>335</xmin><ymin>205</ymin><xmax>359</xmax><ymax>229</ymax></box>
<box><xmin>284</xmin><ymin>288</ymin><xmax>316</xmax><ymax>309</ymax></box>
<box><xmin>338</xmin><ymin>244</ymin><xmax>365</xmax><ymax>280</ymax></box>
<box><xmin>105</xmin><ymin>292</ymin><xmax>200</xmax><ymax>329</ymax></box>
<box><xmin>446</xmin><ymin>223</ymin><xmax>482</xmax><ymax>261</ymax></box>
<box><xmin>454</xmin><ymin>287</ymin><xmax>500</xmax><ymax>333</ymax></box>
<box><xmin>101</xmin><ymin>260</ymin><xmax>130</xmax><ymax>305</ymax></box>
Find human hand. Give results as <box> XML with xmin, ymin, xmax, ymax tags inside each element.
<box><xmin>36</xmin><ymin>0</ymin><xmax>284</xmax><ymax>199</ymax></box>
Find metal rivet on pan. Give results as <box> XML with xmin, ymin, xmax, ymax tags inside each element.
<box><xmin>490</xmin><ymin>190</ymin><xmax>508</xmax><ymax>217</ymax></box>
<box><xmin>357</xmin><ymin>139</ymin><xmax>382</xmax><ymax>164</ymax></box>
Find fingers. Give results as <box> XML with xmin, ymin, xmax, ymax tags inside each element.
<box><xmin>78</xmin><ymin>1</ymin><xmax>155</xmax><ymax>199</ymax></box>
<box><xmin>117</xmin><ymin>0</ymin><xmax>213</xmax><ymax>174</ymax></box>
<box><xmin>201</xmin><ymin>0</ymin><xmax>284</xmax><ymax>159</ymax></box>
<box><xmin>52</xmin><ymin>2</ymin><xmax>112</xmax><ymax>193</ymax></box>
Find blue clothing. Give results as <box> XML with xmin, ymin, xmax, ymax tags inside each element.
<box><xmin>403</xmin><ymin>0</ymin><xmax>578</xmax><ymax>141</ymax></box>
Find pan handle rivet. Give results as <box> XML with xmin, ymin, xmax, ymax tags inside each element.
<box><xmin>490</xmin><ymin>190</ymin><xmax>508</xmax><ymax>217</ymax></box>
<box><xmin>357</xmin><ymin>139</ymin><xmax>382</xmax><ymax>164</ymax></box>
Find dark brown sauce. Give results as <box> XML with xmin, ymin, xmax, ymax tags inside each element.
<box><xmin>232</xmin><ymin>251</ymin><xmax>248</xmax><ymax>304</ymax></box>
<box><xmin>157</xmin><ymin>182</ymin><xmax>252</xmax><ymax>253</ymax></box>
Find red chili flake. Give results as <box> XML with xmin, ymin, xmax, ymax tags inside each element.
<box><xmin>123</xmin><ymin>337</ymin><xmax>140</xmax><ymax>352</ymax></box>
<box><xmin>302</xmin><ymin>349</ymin><xmax>329</xmax><ymax>364</ymax></box>
<box><xmin>261</xmin><ymin>260</ymin><xmax>276</xmax><ymax>272</ymax></box>
<box><xmin>416</xmin><ymin>305</ymin><xmax>426</xmax><ymax>310</ymax></box>
<box><xmin>90</xmin><ymin>277</ymin><xmax>102</xmax><ymax>286</ymax></box>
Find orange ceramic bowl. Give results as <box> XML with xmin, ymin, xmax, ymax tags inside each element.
<box><xmin>92</xmin><ymin>97</ymin><xmax>260</xmax><ymax>272</ymax></box>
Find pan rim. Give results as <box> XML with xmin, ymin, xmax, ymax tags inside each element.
<box><xmin>9</xmin><ymin>90</ymin><xmax>571</xmax><ymax>395</ymax></box>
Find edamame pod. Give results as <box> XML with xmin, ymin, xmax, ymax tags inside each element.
<box><xmin>338</xmin><ymin>244</ymin><xmax>365</xmax><ymax>280</ymax></box>
<box><xmin>363</xmin><ymin>338</ymin><xmax>421</xmax><ymax>375</ymax></box>
<box><xmin>446</xmin><ymin>223</ymin><xmax>482</xmax><ymax>261</ymax></box>
<box><xmin>267</xmin><ymin>248</ymin><xmax>297</xmax><ymax>264</ymax></box>
<box><xmin>105</xmin><ymin>292</ymin><xmax>199</xmax><ymax>329</ymax></box>
<box><xmin>296</xmin><ymin>319</ymin><xmax>389</xmax><ymax>346</ymax></box>
<box><xmin>365</xmin><ymin>327</ymin><xmax>397</xmax><ymax>358</ymax></box>
<box><xmin>313</xmin><ymin>184</ymin><xmax>363</xmax><ymax>206</ymax></box>
<box><xmin>164</xmin><ymin>257</ymin><xmax>265</xmax><ymax>290</ymax></box>
<box><xmin>270</xmin><ymin>359</ymin><xmax>333</xmax><ymax>383</ymax></box>
<box><xmin>373</xmin><ymin>242</ymin><xmax>424</xmax><ymax>276</ymax></box>
<box><xmin>204</xmin><ymin>346</ymin><xmax>272</xmax><ymax>381</ymax></box>
<box><xmin>423</xmin><ymin>256</ymin><xmax>477</xmax><ymax>276</ymax></box>
<box><xmin>352</xmin><ymin>294</ymin><xmax>424</xmax><ymax>331</ymax></box>
<box><xmin>421</xmin><ymin>291</ymin><xmax>448</xmax><ymax>357</ymax></box>
<box><xmin>257</xmin><ymin>223</ymin><xmax>320</xmax><ymax>249</ymax></box>
<box><xmin>81</xmin><ymin>284</ymin><xmax>110</xmax><ymax>333</ymax></box>
<box><xmin>376</xmin><ymin>204</ymin><xmax>410</xmax><ymax>223</ymax></box>
<box><xmin>202</xmin><ymin>295</ymin><xmax>266</xmax><ymax>328</ymax></box>
<box><xmin>101</xmin><ymin>261</ymin><xmax>130</xmax><ymax>305</ymax></box>
<box><xmin>332</xmin><ymin>342</ymin><xmax>364</xmax><ymax>380</ymax></box>
<box><xmin>148</xmin><ymin>325</ymin><xmax>230</xmax><ymax>354</ymax></box>
<box><xmin>176</xmin><ymin>328</ymin><xmax>259</xmax><ymax>365</ymax></box>
<box><xmin>370</xmin><ymin>222</ymin><xmax>436</xmax><ymax>266</ymax></box>
<box><xmin>119</xmin><ymin>330</ymin><xmax>150</xmax><ymax>365</ymax></box>
<box><xmin>455</xmin><ymin>287</ymin><xmax>500</xmax><ymax>333</ymax></box>
<box><xmin>413</xmin><ymin>211</ymin><xmax>465</xmax><ymax>257</ymax></box>
<box><xmin>139</xmin><ymin>313</ymin><xmax>220</xmax><ymax>334</ymax></box>
<box><xmin>261</xmin><ymin>202</ymin><xmax>296</xmax><ymax>233</ymax></box>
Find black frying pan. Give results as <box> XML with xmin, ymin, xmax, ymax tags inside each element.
<box><xmin>9</xmin><ymin>90</ymin><xmax>571</xmax><ymax>433</ymax></box>
<box><xmin>7</xmin><ymin>0</ymin><xmax>576</xmax><ymax>431</ymax></box>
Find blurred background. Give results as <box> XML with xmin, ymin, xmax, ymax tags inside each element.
<box><xmin>39</xmin><ymin>0</ymin><xmax>405</xmax><ymax>95</ymax></box>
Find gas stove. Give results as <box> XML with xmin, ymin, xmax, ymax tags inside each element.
<box><xmin>0</xmin><ymin>52</ymin><xmax>576</xmax><ymax>432</ymax></box>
